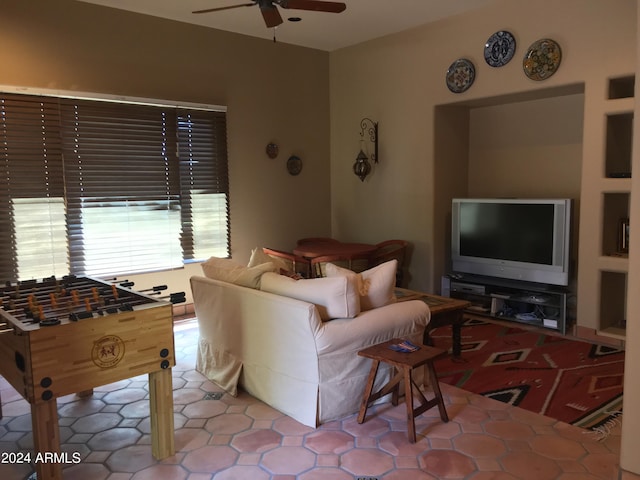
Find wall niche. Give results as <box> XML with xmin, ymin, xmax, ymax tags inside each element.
<box><xmin>433</xmin><ymin>84</ymin><xmax>585</xmax><ymax>293</ymax></box>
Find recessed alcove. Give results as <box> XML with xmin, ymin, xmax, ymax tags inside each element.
<box><xmin>608</xmin><ymin>75</ymin><xmax>635</xmax><ymax>100</ymax></box>
<box><xmin>602</xmin><ymin>192</ymin><xmax>630</xmax><ymax>256</ymax></box>
<box><xmin>433</xmin><ymin>84</ymin><xmax>585</xmax><ymax>292</ymax></box>
<box><xmin>599</xmin><ymin>270</ymin><xmax>627</xmax><ymax>336</ymax></box>
<box><xmin>605</xmin><ymin>112</ymin><xmax>633</xmax><ymax>178</ymax></box>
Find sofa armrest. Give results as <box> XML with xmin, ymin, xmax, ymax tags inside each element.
<box><xmin>314</xmin><ymin>299</ymin><xmax>430</xmax><ymax>356</ymax></box>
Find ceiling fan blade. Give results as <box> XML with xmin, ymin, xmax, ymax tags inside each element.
<box><xmin>260</xmin><ymin>5</ymin><xmax>283</xmax><ymax>28</ymax></box>
<box><xmin>278</xmin><ymin>0</ymin><xmax>346</xmax><ymax>13</ymax></box>
<box><xmin>192</xmin><ymin>3</ymin><xmax>255</xmax><ymax>14</ymax></box>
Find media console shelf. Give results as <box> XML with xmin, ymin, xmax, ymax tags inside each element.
<box><xmin>446</xmin><ymin>275</ymin><xmax>569</xmax><ymax>334</ymax></box>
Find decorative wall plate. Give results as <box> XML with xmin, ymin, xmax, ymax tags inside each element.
<box><xmin>266</xmin><ymin>142</ymin><xmax>279</xmax><ymax>159</ymax></box>
<box><xmin>484</xmin><ymin>30</ymin><xmax>516</xmax><ymax>67</ymax></box>
<box><xmin>446</xmin><ymin>58</ymin><xmax>476</xmax><ymax>93</ymax></box>
<box><xmin>287</xmin><ymin>155</ymin><xmax>302</xmax><ymax>176</ymax></box>
<box><xmin>523</xmin><ymin>38</ymin><xmax>562</xmax><ymax>81</ymax></box>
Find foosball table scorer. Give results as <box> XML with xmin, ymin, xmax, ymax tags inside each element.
<box><xmin>0</xmin><ymin>275</ymin><xmax>182</xmax><ymax>480</ymax></box>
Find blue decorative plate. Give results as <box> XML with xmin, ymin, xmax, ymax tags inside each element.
<box><xmin>446</xmin><ymin>58</ymin><xmax>476</xmax><ymax>94</ymax></box>
<box><xmin>523</xmin><ymin>38</ymin><xmax>562</xmax><ymax>81</ymax></box>
<box><xmin>484</xmin><ymin>30</ymin><xmax>516</xmax><ymax>67</ymax></box>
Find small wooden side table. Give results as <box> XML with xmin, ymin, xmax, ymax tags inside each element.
<box><xmin>357</xmin><ymin>339</ymin><xmax>449</xmax><ymax>443</ymax></box>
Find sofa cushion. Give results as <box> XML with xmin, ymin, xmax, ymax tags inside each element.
<box><xmin>325</xmin><ymin>259</ymin><xmax>397</xmax><ymax>311</ymax></box>
<box><xmin>260</xmin><ymin>272</ymin><xmax>360</xmax><ymax>321</ymax></box>
<box><xmin>202</xmin><ymin>257</ymin><xmax>276</xmax><ymax>289</ymax></box>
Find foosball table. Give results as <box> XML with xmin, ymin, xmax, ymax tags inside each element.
<box><xmin>0</xmin><ymin>275</ymin><xmax>182</xmax><ymax>480</ymax></box>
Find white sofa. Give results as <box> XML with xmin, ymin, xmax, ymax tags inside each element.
<box><xmin>190</xmin><ymin>256</ymin><xmax>430</xmax><ymax>428</ymax></box>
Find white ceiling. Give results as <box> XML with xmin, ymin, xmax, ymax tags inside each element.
<box><xmin>77</xmin><ymin>0</ymin><xmax>493</xmax><ymax>51</ymax></box>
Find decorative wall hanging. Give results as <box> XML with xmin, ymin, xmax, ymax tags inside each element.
<box><xmin>266</xmin><ymin>142</ymin><xmax>279</xmax><ymax>159</ymax></box>
<box><xmin>523</xmin><ymin>38</ymin><xmax>562</xmax><ymax>81</ymax></box>
<box><xmin>353</xmin><ymin>118</ymin><xmax>378</xmax><ymax>182</ymax></box>
<box><xmin>446</xmin><ymin>58</ymin><xmax>476</xmax><ymax>93</ymax></box>
<box><xmin>484</xmin><ymin>30</ymin><xmax>516</xmax><ymax>67</ymax></box>
<box><xmin>287</xmin><ymin>155</ymin><xmax>302</xmax><ymax>175</ymax></box>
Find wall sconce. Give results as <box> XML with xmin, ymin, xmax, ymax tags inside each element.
<box><xmin>353</xmin><ymin>118</ymin><xmax>378</xmax><ymax>182</ymax></box>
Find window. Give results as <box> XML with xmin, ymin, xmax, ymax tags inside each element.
<box><xmin>0</xmin><ymin>92</ymin><xmax>229</xmax><ymax>282</ymax></box>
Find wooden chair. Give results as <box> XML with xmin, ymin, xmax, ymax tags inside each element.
<box><xmin>262</xmin><ymin>247</ymin><xmax>312</xmax><ymax>278</ymax></box>
<box><xmin>369</xmin><ymin>240</ymin><xmax>410</xmax><ymax>287</ymax></box>
<box><xmin>310</xmin><ymin>252</ymin><xmax>371</xmax><ymax>278</ymax></box>
<box><xmin>296</xmin><ymin>237</ymin><xmax>340</xmax><ymax>245</ymax></box>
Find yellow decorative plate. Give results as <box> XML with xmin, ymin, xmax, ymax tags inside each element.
<box><xmin>523</xmin><ymin>38</ymin><xmax>562</xmax><ymax>81</ymax></box>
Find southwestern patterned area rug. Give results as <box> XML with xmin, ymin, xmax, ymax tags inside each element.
<box><xmin>431</xmin><ymin>319</ymin><xmax>625</xmax><ymax>433</ymax></box>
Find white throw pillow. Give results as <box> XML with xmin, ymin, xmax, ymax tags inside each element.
<box><xmin>201</xmin><ymin>257</ymin><xmax>276</xmax><ymax>289</ymax></box>
<box><xmin>260</xmin><ymin>272</ymin><xmax>360</xmax><ymax>321</ymax></box>
<box><xmin>325</xmin><ymin>259</ymin><xmax>397</xmax><ymax>311</ymax></box>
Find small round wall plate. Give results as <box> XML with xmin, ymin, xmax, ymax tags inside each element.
<box><xmin>484</xmin><ymin>30</ymin><xmax>516</xmax><ymax>67</ymax></box>
<box><xmin>446</xmin><ymin>58</ymin><xmax>476</xmax><ymax>93</ymax></box>
<box><xmin>287</xmin><ymin>155</ymin><xmax>302</xmax><ymax>176</ymax></box>
<box><xmin>523</xmin><ymin>38</ymin><xmax>562</xmax><ymax>81</ymax></box>
<box><xmin>266</xmin><ymin>142</ymin><xmax>279</xmax><ymax>159</ymax></box>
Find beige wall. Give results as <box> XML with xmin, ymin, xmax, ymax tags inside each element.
<box><xmin>330</xmin><ymin>0</ymin><xmax>638</xmax><ymax>473</ymax></box>
<box><xmin>330</xmin><ymin>0</ymin><xmax>635</xmax><ymax>293</ymax></box>
<box><xmin>0</xmin><ymin>0</ymin><xmax>332</xmax><ymax>302</ymax></box>
<box><xmin>467</xmin><ymin>94</ymin><xmax>583</xmax><ymax>200</ymax></box>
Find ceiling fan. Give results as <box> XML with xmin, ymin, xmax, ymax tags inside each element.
<box><xmin>193</xmin><ymin>0</ymin><xmax>347</xmax><ymax>29</ymax></box>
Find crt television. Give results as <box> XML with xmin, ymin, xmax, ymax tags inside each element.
<box><xmin>451</xmin><ymin>198</ymin><xmax>572</xmax><ymax>286</ymax></box>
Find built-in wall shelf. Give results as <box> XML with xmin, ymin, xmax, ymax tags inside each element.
<box><xmin>597</xmin><ymin>326</ymin><xmax>627</xmax><ymax>341</ymax></box>
<box><xmin>585</xmin><ymin>75</ymin><xmax>636</xmax><ymax>340</ymax></box>
<box><xmin>600</xmin><ymin>178</ymin><xmax>632</xmax><ymax>191</ymax></box>
<box><xmin>598</xmin><ymin>255</ymin><xmax>629</xmax><ymax>271</ymax></box>
<box><xmin>602</xmin><ymin>97</ymin><xmax>635</xmax><ymax>112</ymax></box>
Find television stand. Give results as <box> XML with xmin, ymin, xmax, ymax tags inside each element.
<box><xmin>445</xmin><ymin>274</ymin><xmax>569</xmax><ymax>334</ymax></box>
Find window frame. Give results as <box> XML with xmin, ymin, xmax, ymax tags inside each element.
<box><xmin>0</xmin><ymin>86</ymin><xmax>229</xmax><ymax>282</ymax></box>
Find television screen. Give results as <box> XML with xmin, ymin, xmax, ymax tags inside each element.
<box><xmin>459</xmin><ymin>203</ymin><xmax>554</xmax><ymax>265</ymax></box>
<box><xmin>451</xmin><ymin>198</ymin><xmax>571</xmax><ymax>286</ymax></box>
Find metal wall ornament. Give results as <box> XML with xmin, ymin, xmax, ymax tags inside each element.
<box><xmin>353</xmin><ymin>118</ymin><xmax>378</xmax><ymax>182</ymax></box>
<box><xmin>266</xmin><ymin>142</ymin><xmax>279</xmax><ymax>158</ymax></box>
<box><xmin>287</xmin><ymin>155</ymin><xmax>302</xmax><ymax>175</ymax></box>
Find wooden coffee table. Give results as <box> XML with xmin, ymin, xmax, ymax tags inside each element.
<box><xmin>357</xmin><ymin>338</ymin><xmax>449</xmax><ymax>442</ymax></box>
<box><xmin>395</xmin><ymin>288</ymin><xmax>470</xmax><ymax>358</ymax></box>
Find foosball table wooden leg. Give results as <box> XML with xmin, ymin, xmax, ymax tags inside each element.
<box><xmin>149</xmin><ymin>368</ymin><xmax>175</xmax><ymax>459</ymax></box>
<box><xmin>31</xmin><ymin>399</ymin><xmax>63</xmax><ymax>480</ymax></box>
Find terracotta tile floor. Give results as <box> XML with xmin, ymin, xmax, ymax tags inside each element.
<box><xmin>0</xmin><ymin>319</ymin><xmax>636</xmax><ymax>480</ymax></box>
